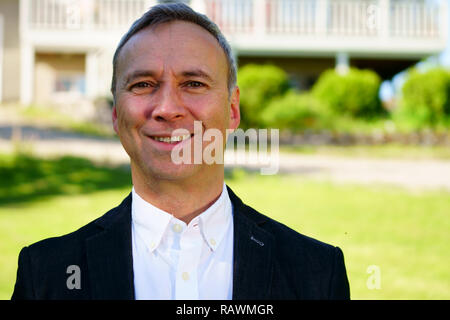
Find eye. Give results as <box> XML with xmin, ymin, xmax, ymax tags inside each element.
<box><xmin>129</xmin><ymin>81</ymin><xmax>156</xmax><ymax>93</ymax></box>
<box><xmin>185</xmin><ymin>81</ymin><xmax>205</xmax><ymax>88</ymax></box>
<box><xmin>132</xmin><ymin>82</ymin><xmax>151</xmax><ymax>89</ymax></box>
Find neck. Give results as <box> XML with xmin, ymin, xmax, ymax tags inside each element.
<box><xmin>131</xmin><ymin>166</ymin><xmax>225</xmax><ymax>225</ymax></box>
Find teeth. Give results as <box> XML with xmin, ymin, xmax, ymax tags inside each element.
<box><xmin>152</xmin><ymin>134</ymin><xmax>191</xmax><ymax>143</ymax></box>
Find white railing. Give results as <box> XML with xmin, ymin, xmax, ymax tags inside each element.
<box><xmin>25</xmin><ymin>0</ymin><xmax>445</xmax><ymax>40</ymax></box>
<box><xmin>28</xmin><ymin>0</ymin><xmax>149</xmax><ymax>30</ymax></box>
<box><xmin>327</xmin><ymin>0</ymin><xmax>379</xmax><ymax>37</ymax></box>
<box><xmin>205</xmin><ymin>0</ymin><xmax>445</xmax><ymax>39</ymax></box>
<box><xmin>390</xmin><ymin>0</ymin><xmax>441</xmax><ymax>38</ymax></box>
<box><xmin>204</xmin><ymin>0</ymin><xmax>254</xmax><ymax>33</ymax></box>
<box><xmin>265</xmin><ymin>0</ymin><xmax>317</xmax><ymax>35</ymax></box>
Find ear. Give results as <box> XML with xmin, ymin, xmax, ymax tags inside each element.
<box><xmin>112</xmin><ymin>105</ymin><xmax>119</xmax><ymax>134</ymax></box>
<box><xmin>229</xmin><ymin>86</ymin><xmax>240</xmax><ymax>131</ymax></box>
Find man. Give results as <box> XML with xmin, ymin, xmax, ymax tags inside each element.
<box><xmin>12</xmin><ymin>3</ymin><xmax>349</xmax><ymax>300</ymax></box>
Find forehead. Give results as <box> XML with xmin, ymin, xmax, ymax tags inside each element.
<box><xmin>116</xmin><ymin>20</ymin><xmax>228</xmax><ymax>79</ymax></box>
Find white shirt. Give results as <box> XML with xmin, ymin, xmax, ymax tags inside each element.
<box><xmin>131</xmin><ymin>183</ymin><xmax>234</xmax><ymax>300</ymax></box>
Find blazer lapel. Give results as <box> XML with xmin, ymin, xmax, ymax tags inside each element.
<box><xmin>228</xmin><ymin>187</ymin><xmax>275</xmax><ymax>300</ymax></box>
<box><xmin>86</xmin><ymin>194</ymin><xmax>135</xmax><ymax>300</ymax></box>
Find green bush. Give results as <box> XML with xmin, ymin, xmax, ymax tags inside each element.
<box><xmin>237</xmin><ymin>64</ymin><xmax>290</xmax><ymax>128</ymax></box>
<box><xmin>312</xmin><ymin>68</ymin><xmax>383</xmax><ymax>118</ymax></box>
<box><xmin>260</xmin><ymin>91</ymin><xmax>331</xmax><ymax>131</ymax></box>
<box><xmin>394</xmin><ymin>67</ymin><xmax>450</xmax><ymax>130</ymax></box>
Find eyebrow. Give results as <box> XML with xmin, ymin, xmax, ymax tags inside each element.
<box><xmin>124</xmin><ymin>70</ymin><xmax>157</xmax><ymax>85</ymax></box>
<box><xmin>124</xmin><ymin>68</ymin><xmax>215</xmax><ymax>86</ymax></box>
<box><xmin>181</xmin><ymin>69</ymin><xmax>214</xmax><ymax>83</ymax></box>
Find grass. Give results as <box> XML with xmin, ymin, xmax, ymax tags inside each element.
<box><xmin>0</xmin><ymin>152</ymin><xmax>131</xmax><ymax>205</ymax></box>
<box><xmin>1</xmin><ymin>153</ymin><xmax>449</xmax><ymax>300</ymax></box>
<box><xmin>226</xmin><ymin>172</ymin><xmax>450</xmax><ymax>299</ymax></box>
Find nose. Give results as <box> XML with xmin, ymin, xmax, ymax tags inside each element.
<box><xmin>151</xmin><ymin>84</ymin><xmax>186</xmax><ymax>122</ymax></box>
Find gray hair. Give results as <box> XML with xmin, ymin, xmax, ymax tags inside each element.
<box><xmin>111</xmin><ymin>2</ymin><xmax>237</xmax><ymax>98</ymax></box>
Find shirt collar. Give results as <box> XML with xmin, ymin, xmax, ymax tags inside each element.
<box><xmin>131</xmin><ymin>187</ymin><xmax>172</xmax><ymax>253</ymax></box>
<box><xmin>131</xmin><ymin>183</ymin><xmax>232</xmax><ymax>253</ymax></box>
<box><xmin>198</xmin><ymin>183</ymin><xmax>232</xmax><ymax>251</ymax></box>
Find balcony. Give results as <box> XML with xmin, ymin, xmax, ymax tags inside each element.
<box><xmin>27</xmin><ymin>0</ymin><xmax>149</xmax><ymax>30</ymax></box>
<box><xmin>21</xmin><ymin>0</ymin><xmax>447</xmax><ymax>57</ymax></box>
<box><xmin>204</xmin><ymin>0</ymin><xmax>447</xmax><ymax>57</ymax></box>
<box><xmin>20</xmin><ymin>0</ymin><xmax>154</xmax><ymax>50</ymax></box>
<box><xmin>206</xmin><ymin>0</ymin><xmax>444</xmax><ymax>38</ymax></box>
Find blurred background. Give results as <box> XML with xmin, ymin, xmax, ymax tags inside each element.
<box><xmin>0</xmin><ymin>0</ymin><xmax>449</xmax><ymax>299</ymax></box>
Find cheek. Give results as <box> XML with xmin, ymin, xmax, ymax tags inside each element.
<box><xmin>116</xmin><ymin>96</ymin><xmax>148</xmax><ymax>129</ymax></box>
<box><xmin>185</xmin><ymin>94</ymin><xmax>230</xmax><ymax>127</ymax></box>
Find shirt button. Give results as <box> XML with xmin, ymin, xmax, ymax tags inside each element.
<box><xmin>172</xmin><ymin>224</ymin><xmax>182</xmax><ymax>233</ymax></box>
<box><xmin>182</xmin><ymin>272</ymin><xmax>190</xmax><ymax>281</ymax></box>
<box><xmin>210</xmin><ymin>238</ymin><xmax>216</xmax><ymax>246</ymax></box>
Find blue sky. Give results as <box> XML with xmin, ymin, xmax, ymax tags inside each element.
<box><xmin>439</xmin><ymin>1</ymin><xmax>450</xmax><ymax>66</ymax></box>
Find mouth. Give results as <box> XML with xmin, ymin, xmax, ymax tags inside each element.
<box><xmin>149</xmin><ymin>134</ymin><xmax>193</xmax><ymax>144</ymax></box>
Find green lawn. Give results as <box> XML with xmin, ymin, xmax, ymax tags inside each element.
<box><xmin>227</xmin><ymin>173</ymin><xmax>450</xmax><ymax>299</ymax></box>
<box><xmin>0</xmin><ymin>153</ymin><xmax>449</xmax><ymax>299</ymax></box>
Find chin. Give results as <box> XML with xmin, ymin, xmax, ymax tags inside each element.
<box><xmin>145</xmin><ymin>162</ymin><xmax>201</xmax><ymax>181</ymax></box>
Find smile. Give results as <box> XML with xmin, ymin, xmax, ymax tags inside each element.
<box><xmin>150</xmin><ymin>134</ymin><xmax>192</xmax><ymax>143</ymax></box>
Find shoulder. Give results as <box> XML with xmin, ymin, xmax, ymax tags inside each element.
<box><xmin>241</xmin><ymin>199</ymin><xmax>339</xmax><ymax>266</ymax></box>
<box><xmin>227</xmin><ymin>186</ymin><xmax>350</xmax><ymax>299</ymax></box>
<box><xmin>227</xmin><ymin>186</ymin><xmax>337</xmax><ymax>258</ymax></box>
<box><xmin>20</xmin><ymin>193</ymin><xmax>131</xmax><ymax>270</ymax></box>
<box><xmin>25</xmin><ymin>216</ymin><xmax>99</xmax><ymax>261</ymax></box>
<box><xmin>12</xmin><ymin>195</ymin><xmax>132</xmax><ymax>299</ymax></box>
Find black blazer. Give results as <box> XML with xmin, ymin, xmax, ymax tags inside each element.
<box><xmin>11</xmin><ymin>186</ymin><xmax>350</xmax><ymax>300</ymax></box>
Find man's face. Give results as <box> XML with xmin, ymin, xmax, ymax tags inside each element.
<box><xmin>112</xmin><ymin>20</ymin><xmax>240</xmax><ymax>182</ymax></box>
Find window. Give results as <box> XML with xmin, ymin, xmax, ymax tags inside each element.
<box><xmin>54</xmin><ymin>73</ymin><xmax>85</xmax><ymax>94</ymax></box>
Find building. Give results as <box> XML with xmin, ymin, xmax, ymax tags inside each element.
<box><xmin>0</xmin><ymin>0</ymin><xmax>447</xmax><ymax>109</ymax></box>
